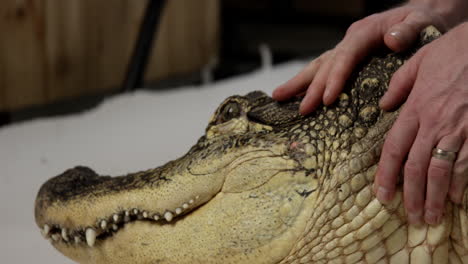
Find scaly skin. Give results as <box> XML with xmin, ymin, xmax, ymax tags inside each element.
<box><xmin>35</xmin><ymin>26</ymin><xmax>467</xmax><ymax>263</ymax></box>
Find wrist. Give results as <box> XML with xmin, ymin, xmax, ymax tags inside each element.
<box><xmin>409</xmin><ymin>0</ymin><xmax>468</xmax><ymax>28</ymax></box>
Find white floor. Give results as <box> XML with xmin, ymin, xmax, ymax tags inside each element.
<box><xmin>0</xmin><ymin>62</ymin><xmax>306</xmax><ymax>263</ymax></box>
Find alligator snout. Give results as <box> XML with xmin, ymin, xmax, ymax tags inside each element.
<box><xmin>34</xmin><ymin>158</ymin><xmax>223</xmax><ymax>248</ymax></box>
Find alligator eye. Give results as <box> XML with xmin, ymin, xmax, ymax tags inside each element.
<box><xmin>218</xmin><ymin>102</ymin><xmax>241</xmax><ymax>123</ymax></box>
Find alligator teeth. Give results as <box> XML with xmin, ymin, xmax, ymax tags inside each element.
<box><xmin>41</xmin><ymin>205</ymin><xmax>199</xmax><ymax>246</ymax></box>
<box><xmin>164</xmin><ymin>212</ymin><xmax>174</xmax><ymax>222</ymax></box>
<box><xmin>61</xmin><ymin>228</ymin><xmax>69</xmax><ymax>241</ymax></box>
<box><xmin>42</xmin><ymin>224</ymin><xmax>50</xmax><ymax>237</ymax></box>
<box><xmin>51</xmin><ymin>234</ymin><xmax>60</xmax><ymax>241</ymax></box>
<box><xmin>124</xmin><ymin>210</ymin><xmax>131</xmax><ymax>221</ymax></box>
<box><xmin>85</xmin><ymin>228</ymin><xmax>96</xmax><ymax>247</ymax></box>
<box><xmin>100</xmin><ymin>220</ymin><xmax>107</xmax><ymax>230</ymax></box>
<box><xmin>142</xmin><ymin>211</ymin><xmax>149</xmax><ymax>218</ymax></box>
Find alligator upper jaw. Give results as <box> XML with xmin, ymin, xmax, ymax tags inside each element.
<box><xmin>34</xmin><ymin>161</ymin><xmax>227</xmax><ymax>247</ymax></box>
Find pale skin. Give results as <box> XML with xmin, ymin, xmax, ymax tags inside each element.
<box><xmin>273</xmin><ymin>0</ymin><xmax>468</xmax><ymax>225</ymax></box>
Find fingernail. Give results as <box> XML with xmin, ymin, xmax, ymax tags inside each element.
<box><xmin>299</xmin><ymin>103</ymin><xmax>307</xmax><ymax>116</ymax></box>
<box><xmin>376</xmin><ymin>187</ymin><xmax>392</xmax><ymax>204</ymax></box>
<box><xmin>379</xmin><ymin>97</ymin><xmax>386</xmax><ymax>108</ymax></box>
<box><xmin>389</xmin><ymin>31</ymin><xmax>402</xmax><ymax>39</ymax></box>
<box><xmin>323</xmin><ymin>89</ymin><xmax>330</xmax><ymax>103</ymax></box>
<box><xmin>449</xmin><ymin>189</ymin><xmax>463</xmax><ymax>204</ymax></box>
<box><xmin>408</xmin><ymin>212</ymin><xmax>423</xmax><ymax>225</ymax></box>
<box><xmin>424</xmin><ymin>210</ymin><xmax>440</xmax><ymax>225</ymax></box>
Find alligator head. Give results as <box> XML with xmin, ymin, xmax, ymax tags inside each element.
<box><xmin>35</xmin><ymin>26</ymin><xmax>468</xmax><ymax>263</ymax></box>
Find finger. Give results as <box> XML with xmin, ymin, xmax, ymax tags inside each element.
<box><xmin>299</xmin><ymin>57</ymin><xmax>333</xmax><ymax>115</ymax></box>
<box><xmin>374</xmin><ymin>107</ymin><xmax>419</xmax><ymax>204</ymax></box>
<box><xmin>273</xmin><ymin>50</ymin><xmax>333</xmax><ymax>101</ymax></box>
<box><xmin>379</xmin><ymin>46</ymin><xmax>427</xmax><ymax>110</ymax></box>
<box><xmin>323</xmin><ymin>20</ymin><xmax>387</xmax><ymax>105</ymax></box>
<box><xmin>384</xmin><ymin>10</ymin><xmax>437</xmax><ymax>52</ymax></box>
<box><xmin>449</xmin><ymin>138</ymin><xmax>468</xmax><ymax>203</ymax></box>
<box><xmin>403</xmin><ymin>129</ymin><xmax>435</xmax><ymax>225</ymax></box>
<box><xmin>424</xmin><ymin>135</ymin><xmax>462</xmax><ymax>225</ymax></box>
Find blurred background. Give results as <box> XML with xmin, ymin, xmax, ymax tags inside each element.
<box><xmin>0</xmin><ymin>0</ymin><xmax>403</xmax><ymax>127</ymax></box>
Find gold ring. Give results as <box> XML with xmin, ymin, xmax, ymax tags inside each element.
<box><xmin>432</xmin><ymin>148</ymin><xmax>458</xmax><ymax>162</ymax></box>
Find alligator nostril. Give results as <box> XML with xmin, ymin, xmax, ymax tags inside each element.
<box><xmin>37</xmin><ymin>166</ymin><xmax>111</xmax><ymax>204</ymax></box>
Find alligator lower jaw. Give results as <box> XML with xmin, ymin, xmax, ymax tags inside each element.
<box><xmin>44</xmin><ymin>178</ymin><xmax>317</xmax><ymax>264</ymax></box>
<box><xmin>39</xmin><ymin>194</ymin><xmax>203</xmax><ymax>247</ymax></box>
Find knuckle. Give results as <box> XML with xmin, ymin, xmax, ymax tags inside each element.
<box><xmin>425</xmin><ymin>109</ymin><xmax>440</xmax><ymax>122</ymax></box>
<box><xmin>406</xmin><ymin>10</ymin><xmax>431</xmax><ymax>27</ymax></box>
<box><xmin>383</xmin><ymin>138</ymin><xmax>404</xmax><ymax>161</ymax></box>
<box><xmin>346</xmin><ymin>14</ymin><xmax>381</xmax><ymax>35</ymax></box>
<box><xmin>404</xmin><ymin>160</ymin><xmax>424</xmax><ymax>179</ymax></box>
<box><xmin>346</xmin><ymin>21</ymin><xmax>360</xmax><ymax>34</ymax></box>
<box><xmin>361</xmin><ymin>14</ymin><xmax>379</xmax><ymax>25</ymax></box>
<box><xmin>425</xmin><ymin>203</ymin><xmax>444</xmax><ymax>214</ymax></box>
<box><xmin>405</xmin><ymin>197</ymin><xmax>423</xmax><ymax>212</ymax></box>
<box><xmin>428</xmin><ymin>162</ymin><xmax>450</xmax><ymax>179</ymax></box>
<box><xmin>425</xmin><ymin>195</ymin><xmax>445</xmax><ymax>212</ymax></box>
<box><xmin>332</xmin><ymin>47</ymin><xmax>347</xmax><ymax>59</ymax></box>
<box><xmin>315</xmin><ymin>50</ymin><xmax>333</xmax><ymax>65</ymax></box>
<box><xmin>347</xmin><ymin>19</ymin><xmax>368</xmax><ymax>35</ymax></box>
<box><xmin>453</xmin><ymin>160</ymin><xmax>468</xmax><ymax>176</ymax></box>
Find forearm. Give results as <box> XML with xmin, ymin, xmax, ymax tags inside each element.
<box><xmin>410</xmin><ymin>0</ymin><xmax>468</xmax><ymax>28</ymax></box>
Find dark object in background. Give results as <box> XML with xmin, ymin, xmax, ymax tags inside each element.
<box><xmin>0</xmin><ymin>112</ymin><xmax>11</xmax><ymax>127</ymax></box>
<box><xmin>365</xmin><ymin>0</ymin><xmax>404</xmax><ymax>14</ymax></box>
<box><xmin>122</xmin><ymin>0</ymin><xmax>167</xmax><ymax>92</ymax></box>
<box><xmin>216</xmin><ymin>0</ymin><xmax>363</xmax><ymax>80</ymax></box>
<box><xmin>216</xmin><ymin>0</ymin><xmax>402</xmax><ymax>80</ymax></box>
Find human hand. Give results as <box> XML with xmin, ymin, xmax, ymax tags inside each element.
<box><xmin>272</xmin><ymin>3</ymin><xmax>447</xmax><ymax>114</ymax></box>
<box><xmin>374</xmin><ymin>22</ymin><xmax>468</xmax><ymax>225</ymax></box>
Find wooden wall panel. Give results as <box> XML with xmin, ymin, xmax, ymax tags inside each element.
<box><xmin>0</xmin><ymin>0</ymin><xmax>219</xmax><ymax>111</ymax></box>
<box><xmin>0</xmin><ymin>0</ymin><xmax>48</xmax><ymax>110</ymax></box>
<box><xmin>148</xmin><ymin>0</ymin><xmax>220</xmax><ymax>80</ymax></box>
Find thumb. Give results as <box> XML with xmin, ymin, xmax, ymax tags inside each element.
<box><xmin>380</xmin><ymin>46</ymin><xmax>427</xmax><ymax>110</ymax></box>
<box><xmin>384</xmin><ymin>11</ymin><xmax>435</xmax><ymax>52</ymax></box>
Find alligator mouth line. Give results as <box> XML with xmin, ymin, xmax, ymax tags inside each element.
<box><xmin>36</xmin><ymin>149</ymin><xmax>295</xmax><ymax>248</ymax></box>
<box><xmin>41</xmin><ymin>195</ymin><xmax>201</xmax><ymax>247</ymax></box>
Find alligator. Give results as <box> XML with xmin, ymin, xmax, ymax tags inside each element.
<box><xmin>35</xmin><ymin>26</ymin><xmax>467</xmax><ymax>263</ymax></box>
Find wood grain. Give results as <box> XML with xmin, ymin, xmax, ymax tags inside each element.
<box><xmin>0</xmin><ymin>0</ymin><xmax>48</xmax><ymax>110</ymax></box>
<box><xmin>0</xmin><ymin>0</ymin><xmax>220</xmax><ymax>111</ymax></box>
